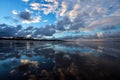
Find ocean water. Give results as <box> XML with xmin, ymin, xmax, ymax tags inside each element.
<box><xmin>0</xmin><ymin>40</ymin><xmax>120</xmax><ymax>80</ymax></box>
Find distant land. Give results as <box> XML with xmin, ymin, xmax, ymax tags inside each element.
<box><xmin>0</xmin><ymin>37</ymin><xmax>120</xmax><ymax>42</ymax></box>
<box><xmin>0</xmin><ymin>37</ymin><xmax>64</xmax><ymax>41</ymax></box>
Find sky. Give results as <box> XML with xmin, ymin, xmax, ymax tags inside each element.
<box><xmin>0</xmin><ymin>0</ymin><xmax>120</xmax><ymax>39</ymax></box>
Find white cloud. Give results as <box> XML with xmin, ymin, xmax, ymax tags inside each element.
<box><xmin>97</xmin><ymin>32</ymin><xmax>103</xmax><ymax>38</ymax></box>
<box><xmin>59</xmin><ymin>1</ymin><xmax>68</xmax><ymax>16</ymax></box>
<box><xmin>26</xmin><ymin>34</ymin><xmax>31</xmax><ymax>38</ymax></box>
<box><xmin>22</xmin><ymin>16</ymin><xmax>41</xmax><ymax>24</ymax></box>
<box><xmin>30</xmin><ymin>0</ymin><xmax>59</xmax><ymax>15</ymax></box>
<box><xmin>12</xmin><ymin>10</ymin><xmax>18</xmax><ymax>15</ymax></box>
<box><xmin>25</xmin><ymin>8</ymin><xmax>33</xmax><ymax>13</ymax></box>
<box><xmin>43</xmin><ymin>20</ymin><xmax>48</xmax><ymax>22</ymax></box>
<box><xmin>42</xmin><ymin>0</ymin><xmax>59</xmax><ymax>15</ymax></box>
<box><xmin>57</xmin><ymin>0</ymin><xmax>120</xmax><ymax>23</ymax></box>
<box><xmin>3</xmin><ymin>0</ymin><xmax>120</xmax><ymax>39</ymax></box>
<box><xmin>22</xmin><ymin>0</ymin><xmax>29</xmax><ymax>3</ymax></box>
<box><xmin>68</xmin><ymin>3</ymin><xmax>80</xmax><ymax>21</ymax></box>
<box><xmin>30</xmin><ymin>2</ymin><xmax>41</xmax><ymax>10</ymax></box>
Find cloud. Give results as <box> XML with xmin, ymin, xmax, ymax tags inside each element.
<box><xmin>12</xmin><ymin>10</ymin><xmax>18</xmax><ymax>15</ymax></box>
<box><xmin>55</xmin><ymin>17</ymin><xmax>73</xmax><ymax>31</ymax></box>
<box><xmin>4</xmin><ymin>16</ymin><xmax>19</xmax><ymax>23</ymax></box>
<box><xmin>19</xmin><ymin>11</ymin><xmax>41</xmax><ymax>24</ymax></box>
<box><xmin>68</xmin><ymin>3</ymin><xmax>81</xmax><ymax>21</ymax></box>
<box><xmin>88</xmin><ymin>16</ymin><xmax>120</xmax><ymax>30</ymax></box>
<box><xmin>0</xmin><ymin>24</ymin><xmax>22</xmax><ymax>37</ymax></box>
<box><xmin>25</xmin><ymin>8</ymin><xmax>33</xmax><ymax>13</ymax></box>
<box><xmin>34</xmin><ymin>24</ymin><xmax>56</xmax><ymax>36</ymax></box>
<box><xmin>97</xmin><ymin>32</ymin><xmax>103</xmax><ymax>38</ymax></box>
<box><xmin>101</xmin><ymin>25</ymin><xmax>116</xmax><ymax>31</ymax></box>
<box><xmin>0</xmin><ymin>22</ymin><xmax>119</xmax><ymax>39</ymax></box>
<box><xmin>30</xmin><ymin>0</ymin><xmax>59</xmax><ymax>15</ymax></box>
<box><xmin>57</xmin><ymin>0</ymin><xmax>80</xmax><ymax>21</ymax></box>
<box><xmin>104</xmin><ymin>30</ymin><xmax>120</xmax><ymax>38</ymax></box>
<box><xmin>22</xmin><ymin>0</ymin><xmax>29</xmax><ymax>3</ymax></box>
<box><xmin>22</xmin><ymin>16</ymin><xmax>41</xmax><ymax>24</ymax></box>
<box><xmin>25</xmin><ymin>26</ymin><xmax>34</xmax><ymax>31</ymax></box>
<box><xmin>1</xmin><ymin>0</ymin><xmax>120</xmax><ymax>39</ymax></box>
<box><xmin>19</xmin><ymin>11</ymin><xmax>32</xmax><ymax>20</ymax></box>
<box><xmin>55</xmin><ymin>16</ymin><xmax>85</xmax><ymax>31</ymax></box>
<box><xmin>59</xmin><ymin>1</ymin><xmax>68</xmax><ymax>16</ymax></box>
<box><xmin>26</xmin><ymin>0</ymin><xmax>120</xmax><ymax>33</ymax></box>
<box><xmin>110</xmin><ymin>9</ymin><xmax>120</xmax><ymax>16</ymax></box>
<box><xmin>25</xmin><ymin>0</ymin><xmax>120</xmax><ymax>26</ymax></box>
<box><xmin>15</xmin><ymin>24</ymin><xmax>56</xmax><ymax>38</ymax></box>
<box><xmin>42</xmin><ymin>0</ymin><xmax>59</xmax><ymax>15</ymax></box>
<box><xmin>26</xmin><ymin>34</ymin><xmax>31</xmax><ymax>38</ymax></box>
<box><xmin>56</xmin><ymin>0</ymin><xmax>120</xmax><ymax>24</ymax></box>
<box><xmin>30</xmin><ymin>2</ymin><xmax>41</xmax><ymax>10</ymax></box>
<box><xmin>16</xmin><ymin>25</ymin><xmax>22</xmax><ymax>30</ymax></box>
<box><xmin>43</xmin><ymin>20</ymin><xmax>48</xmax><ymax>22</ymax></box>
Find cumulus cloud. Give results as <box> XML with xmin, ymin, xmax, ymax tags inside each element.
<box><xmin>42</xmin><ymin>0</ymin><xmax>59</xmax><ymax>15</ymax></box>
<box><xmin>30</xmin><ymin>0</ymin><xmax>59</xmax><ymax>15</ymax></box>
<box><xmin>19</xmin><ymin>11</ymin><xmax>41</xmax><ymax>24</ymax></box>
<box><xmin>22</xmin><ymin>16</ymin><xmax>41</xmax><ymax>24</ymax></box>
<box><xmin>25</xmin><ymin>8</ymin><xmax>33</xmax><ymax>13</ymax></box>
<box><xmin>25</xmin><ymin>26</ymin><xmax>34</xmax><ymax>31</ymax></box>
<box><xmin>56</xmin><ymin>0</ymin><xmax>120</xmax><ymax>24</ymax></box>
<box><xmin>59</xmin><ymin>1</ymin><xmax>68</xmax><ymax>16</ymax></box>
<box><xmin>0</xmin><ymin>23</ymin><xmax>56</xmax><ymax>38</ymax></box>
<box><xmin>0</xmin><ymin>24</ymin><xmax>22</xmax><ymax>37</ymax></box>
<box><xmin>0</xmin><ymin>22</ymin><xmax>119</xmax><ymax>39</ymax></box>
<box><xmin>19</xmin><ymin>11</ymin><xmax>32</xmax><ymax>20</ymax></box>
<box><xmin>25</xmin><ymin>0</ymin><xmax>120</xmax><ymax>31</ymax></box>
<box><xmin>68</xmin><ymin>3</ymin><xmax>81</xmax><ymax>21</ymax></box>
<box><xmin>1</xmin><ymin>0</ymin><xmax>120</xmax><ymax>39</ymax></box>
<box><xmin>55</xmin><ymin>17</ymin><xmax>71</xmax><ymax>31</ymax></box>
<box><xmin>52</xmin><ymin>0</ymin><xmax>120</xmax><ymax>39</ymax></box>
<box><xmin>55</xmin><ymin>16</ymin><xmax>85</xmax><ymax>31</ymax></box>
<box><xmin>30</xmin><ymin>2</ymin><xmax>41</xmax><ymax>10</ymax></box>
<box><xmin>34</xmin><ymin>24</ymin><xmax>56</xmax><ymax>37</ymax></box>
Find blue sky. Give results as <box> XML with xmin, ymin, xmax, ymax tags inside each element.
<box><xmin>0</xmin><ymin>0</ymin><xmax>56</xmax><ymax>27</ymax></box>
<box><xmin>0</xmin><ymin>0</ymin><xmax>120</xmax><ymax>39</ymax></box>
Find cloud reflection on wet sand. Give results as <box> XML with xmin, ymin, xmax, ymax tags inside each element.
<box><xmin>0</xmin><ymin>40</ymin><xmax>120</xmax><ymax>80</ymax></box>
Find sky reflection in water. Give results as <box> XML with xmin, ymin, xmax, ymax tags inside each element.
<box><xmin>0</xmin><ymin>40</ymin><xmax>120</xmax><ymax>80</ymax></box>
